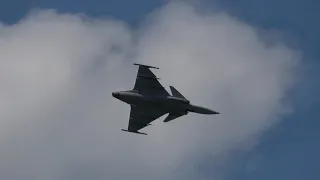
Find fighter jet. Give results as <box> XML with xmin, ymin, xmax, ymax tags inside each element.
<box><xmin>112</xmin><ymin>63</ymin><xmax>219</xmax><ymax>135</ymax></box>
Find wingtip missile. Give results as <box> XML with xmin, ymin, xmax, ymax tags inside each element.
<box><xmin>133</xmin><ymin>63</ymin><xmax>159</xmax><ymax>69</ymax></box>
<box><xmin>121</xmin><ymin>129</ymin><xmax>147</xmax><ymax>135</ymax></box>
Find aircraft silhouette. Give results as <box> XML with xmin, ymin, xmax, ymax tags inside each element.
<box><xmin>112</xmin><ymin>63</ymin><xmax>219</xmax><ymax>135</ymax></box>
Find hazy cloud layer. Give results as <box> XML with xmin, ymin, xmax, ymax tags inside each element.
<box><xmin>0</xmin><ymin>2</ymin><xmax>299</xmax><ymax>180</ymax></box>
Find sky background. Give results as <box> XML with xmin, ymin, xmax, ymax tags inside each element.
<box><xmin>0</xmin><ymin>0</ymin><xmax>319</xmax><ymax>180</ymax></box>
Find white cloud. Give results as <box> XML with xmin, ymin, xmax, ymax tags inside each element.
<box><xmin>0</xmin><ymin>1</ymin><xmax>299</xmax><ymax>180</ymax></box>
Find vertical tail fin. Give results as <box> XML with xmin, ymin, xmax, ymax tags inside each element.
<box><xmin>169</xmin><ymin>86</ymin><xmax>186</xmax><ymax>99</ymax></box>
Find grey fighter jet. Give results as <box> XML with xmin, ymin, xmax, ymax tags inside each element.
<box><xmin>112</xmin><ymin>63</ymin><xmax>219</xmax><ymax>135</ymax></box>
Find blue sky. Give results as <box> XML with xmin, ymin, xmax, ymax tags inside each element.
<box><xmin>1</xmin><ymin>0</ymin><xmax>318</xmax><ymax>179</ymax></box>
<box><xmin>206</xmin><ymin>1</ymin><xmax>319</xmax><ymax>179</ymax></box>
<box><xmin>215</xmin><ymin>1</ymin><xmax>320</xmax><ymax>179</ymax></box>
<box><xmin>0</xmin><ymin>0</ymin><xmax>165</xmax><ymax>25</ymax></box>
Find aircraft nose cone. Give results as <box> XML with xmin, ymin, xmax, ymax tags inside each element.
<box><xmin>211</xmin><ymin>110</ymin><xmax>220</xmax><ymax>114</ymax></box>
<box><xmin>207</xmin><ymin>108</ymin><xmax>220</xmax><ymax>115</ymax></box>
<box><xmin>112</xmin><ymin>92</ymin><xmax>120</xmax><ymax>98</ymax></box>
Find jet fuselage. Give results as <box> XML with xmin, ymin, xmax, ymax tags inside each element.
<box><xmin>112</xmin><ymin>90</ymin><xmax>218</xmax><ymax>115</ymax></box>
